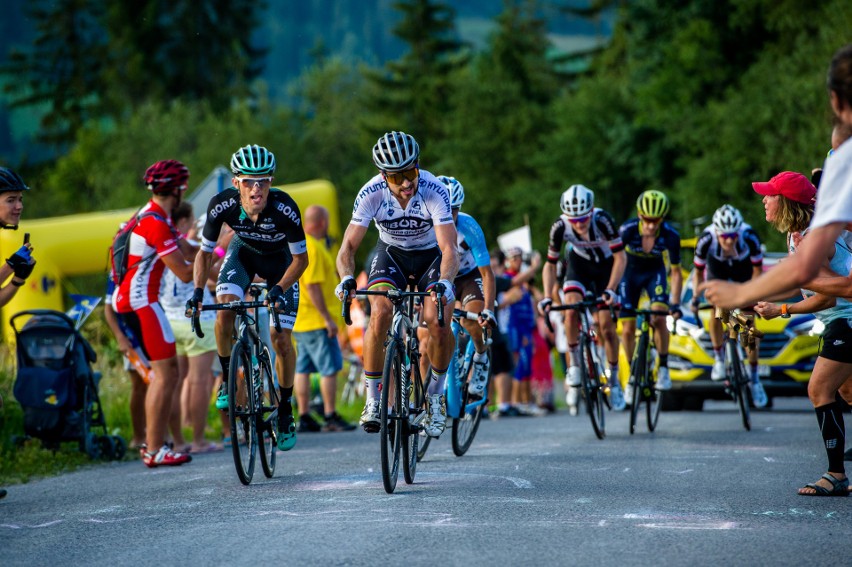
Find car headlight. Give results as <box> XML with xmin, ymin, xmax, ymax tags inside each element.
<box><xmin>670</xmin><ymin>316</ymin><xmax>704</xmax><ymax>340</ymax></box>
<box><xmin>789</xmin><ymin>316</ymin><xmax>824</xmax><ymax>337</ymax></box>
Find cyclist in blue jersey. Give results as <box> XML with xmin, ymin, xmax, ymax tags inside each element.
<box><xmin>618</xmin><ymin>190</ymin><xmax>683</xmax><ymax>395</ymax></box>
<box><xmin>692</xmin><ymin>205</ymin><xmax>768</xmax><ymax>407</ymax></box>
<box><xmin>419</xmin><ymin>176</ymin><xmax>496</xmax><ymax>397</ymax></box>
<box><xmin>539</xmin><ymin>184</ymin><xmax>627</xmax><ymax>411</ymax></box>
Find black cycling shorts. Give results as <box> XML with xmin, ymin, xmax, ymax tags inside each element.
<box><xmin>561</xmin><ymin>252</ymin><xmax>613</xmax><ymax>297</ymax></box>
<box><xmin>367</xmin><ymin>241</ymin><xmax>442</xmax><ymax>291</ymax></box>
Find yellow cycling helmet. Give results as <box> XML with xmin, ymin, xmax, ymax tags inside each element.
<box><xmin>636</xmin><ymin>190</ymin><xmax>670</xmax><ymax>218</ymax></box>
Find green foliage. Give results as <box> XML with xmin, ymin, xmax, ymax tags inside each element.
<box><xmin>1</xmin><ymin>0</ymin><xmax>268</xmax><ymax>146</ymax></box>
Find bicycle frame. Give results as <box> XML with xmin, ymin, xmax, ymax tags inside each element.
<box><xmin>446</xmin><ymin>310</ymin><xmax>491</xmax><ymax>419</ymax></box>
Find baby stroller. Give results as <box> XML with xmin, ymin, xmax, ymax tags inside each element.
<box><xmin>11</xmin><ymin>308</ymin><xmax>126</xmax><ymax>460</ymax></box>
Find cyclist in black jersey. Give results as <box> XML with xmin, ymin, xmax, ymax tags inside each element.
<box><xmin>692</xmin><ymin>205</ymin><xmax>768</xmax><ymax>408</ymax></box>
<box><xmin>188</xmin><ymin>144</ymin><xmax>308</xmax><ymax>452</ymax></box>
<box><xmin>618</xmin><ymin>190</ymin><xmax>683</xmax><ymax>394</ymax></box>
<box><xmin>539</xmin><ymin>184</ymin><xmax>626</xmax><ymax>411</ymax></box>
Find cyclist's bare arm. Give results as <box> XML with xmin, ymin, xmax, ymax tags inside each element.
<box><xmin>478</xmin><ymin>263</ymin><xmax>497</xmax><ymax>314</ymax></box>
<box><xmin>606</xmin><ymin>249</ymin><xmax>627</xmax><ymax>293</ymax></box>
<box><xmin>542</xmin><ymin>261</ymin><xmax>557</xmax><ymax>302</ymax></box>
<box><xmin>193</xmin><ymin>249</ymin><xmax>215</xmax><ymax>291</ymax></box>
<box><xmin>669</xmin><ymin>264</ymin><xmax>683</xmax><ymax>305</ymax></box>
<box><xmin>435</xmin><ymin>223</ymin><xmax>460</xmax><ymax>282</ymax></box>
<box><xmin>161</xmin><ymin>249</ymin><xmax>193</xmax><ymax>283</ymax></box>
<box><xmin>276</xmin><ymin>251</ymin><xmax>308</xmax><ymax>293</ymax></box>
<box><xmin>336</xmin><ymin>223</ymin><xmax>368</xmax><ymax>280</ymax></box>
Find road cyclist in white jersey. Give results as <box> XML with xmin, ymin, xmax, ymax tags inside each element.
<box><xmin>538</xmin><ymin>184</ymin><xmax>627</xmax><ymax>411</ymax></box>
<box><xmin>336</xmin><ymin>131</ymin><xmax>459</xmax><ymax>438</ymax></box>
<box><xmin>187</xmin><ymin>144</ymin><xmax>308</xmax><ymax>452</ymax></box>
<box><xmin>418</xmin><ymin>175</ymin><xmax>496</xmax><ymax>399</ymax></box>
<box><xmin>692</xmin><ymin>205</ymin><xmax>768</xmax><ymax>407</ymax></box>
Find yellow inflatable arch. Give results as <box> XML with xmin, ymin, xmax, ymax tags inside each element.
<box><xmin>0</xmin><ymin>179</ymin><xmax>340</xmax><ymax>342</ymax></box>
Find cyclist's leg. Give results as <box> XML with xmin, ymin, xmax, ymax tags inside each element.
<box><xmin>647</xmin><ymin>268</ymin><xmax>672</xmax><ymax>389</ymax></box>
<box><xmin>562</xmin><ymin>281</ymin><xmax>584</xmax><ymax>389</ymax></box>
<box><xmin>418</xmin><ymin>251</ymin><xmax>454</xmax><ymax>435</ymax></box>
<box><xmin>618</xmin><ymin>270</ymin><xmax>641</xmax><ymax>360</ymax></box>
<box><xmin>214</xmin><ymin>238</ymin><xmax>253</xmax><ymax>408</ymax></box>
<box><xmin>269</xmin><ymin>280</ymin><xmax>300</xmax><ymax>449</ymax></box>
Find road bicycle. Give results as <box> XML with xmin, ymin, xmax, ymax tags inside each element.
<box><xmin>190</xmin><ymin>284</ymin><xmax>282</xmax><ymax>485</ymax></box>
<box><xmin>545</xmin><ymin>292</ymin><xmax>612</xmax><ymax>439</ymax></box>
<box><xmin>343</xmin><ymin>287</ymin><xmax>444</xmax><ymax>493</ymax></box>
<box><xmin>418</xmin><ymin>307</ymin><xmax>493</xmax><ymax>459</ymax></box>
<box><xmin>628</xmin><ymin>308</ymin><xmax>668</xmax><ymax>435</ymax></box>
<box><xmin>712</xmin><ymin>306</ymin><xmax>761</xmax><ymax>431</ymax></box>
<box><xmin>340</xmin><ymin>353</ymin><xmax>364</xmax><ymax>406</ymax></box>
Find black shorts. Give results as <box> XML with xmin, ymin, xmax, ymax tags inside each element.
<box><xmin>561</xmin><ymin>253</ymin><xmax>613</xmax><ymax>297</ymax></box>
<box><xmin>455</xmin><ymin>270</ymin><xmax>484</xmax><ymax>306</ymax></box>
<box><xmin>706</xmin><ymin>258</ymin><xmax>752</xmax><ymax>284</ymax></box>
<box><xmin>818</xmin><ymin>318</ymin><xmax>852</xmax><ymax>363</ymax></box>
<box><xmin>490</xmin><ymin>330</ymin><xmax>515</xmax><ymax>375</ymax></box>
<box><xmin>368</xmin><ymin>241</ymin><xmax>442</xmax><ymax>291</ymax></box>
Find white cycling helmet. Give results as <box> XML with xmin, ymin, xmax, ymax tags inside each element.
<box><xmin>560</xmin><ymin>184</ymin><xmax>594</xmax><ymax>218</ymax></box>
<box><xmin>372</xmin><ymin>131</ymin><xmax>420</xmax><ymax>172</ymax></box>
<box><xmin>437</xmin><ymin>175</ymin><xmax>464</xmax><ymax>209</ymax></box>
<box><xmin>712</xmin><ymin>204</ymin><xmax>743</xmax><ymax>233</ymax></box>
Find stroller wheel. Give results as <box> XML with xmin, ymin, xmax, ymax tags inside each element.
<box><xmin>110</xmin><ymin>436</ymin><xmax>127</xmax><ymax>461</ymax></box>
<box><xmin>98</xmin><ymin>435</ymin><xmax>116</xmax><ymax>460</ymax></box>
<box><xmin>83</xmin><ymin>432</ymin><xmax>101</xmax><ymax>459</ymax></box>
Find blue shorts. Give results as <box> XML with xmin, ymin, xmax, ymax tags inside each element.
<box><xmin>294</xmin><ymin>329</ymin><xmax>343</xmax><ymax>376</ymax></box>
<box><xmin>618</xmin><ymin>265</ymin><xmax>670</xmax><ymax>318</ymax></box>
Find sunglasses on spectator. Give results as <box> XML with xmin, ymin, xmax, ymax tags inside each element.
<box><xmin>568</xmin><ymin>214</ymin><xmax>591</xmax><ymax>224</ymax></box>
<box><xmin>718</xmin><ymin>232</ymin><xmax>739</xmax><ymax>240</ymax></box>
<box><xmin>639</xmin><ymin>215</ymin><xmax>662</xmax><ymax>224</ymax></box>
<box><xmin>238</xmin><ymin>177</ymin><xmax>273</xmax><ymax>188</ymax></box>
<box><xmin>383</xmin><ymin>167</ymin><xmax>419</xmax><ymax>185</ymax></box>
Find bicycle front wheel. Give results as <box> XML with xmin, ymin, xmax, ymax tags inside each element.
<box><xmin>581</xmin><ymin>336</ymin><xmax>605</xmax><ymax>440</ymax></box>
<box><xmin>229</xmin><ymin>341</ymin><xmax>257</xmax><ymax>485</ymax></box>
<box><xmin>257</xmin><ymin>346</ymin><xmax>279</xmax><ymax>478</ymax></box>
<box><xmin>629</xmin><ymin>332</ymin><xmax>648</xmax><ymax>435</ymax></box>
<box><xmin>728</xmin><ymin>341</ymin><xmax>751</xmax><ymax>431</ymax></box>
<box><xmin>403</xmin><ymin>351</ymin><xmax>424</xmax><ymax>484</ymax></box>
<box><xmin>380</xmin><ymin>339</ymin><xmax>403</xmax><ymax>493</ymax></box>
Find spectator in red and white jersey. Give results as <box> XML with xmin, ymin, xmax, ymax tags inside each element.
<box><xmin>111</xmin><ymin>160</ymin><xmax>195</xmax><ymax>468</ymax></box>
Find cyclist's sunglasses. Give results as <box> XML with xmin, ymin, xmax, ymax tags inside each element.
<box><xmin>639</xmin><ymin>215</ymin><xmax>662</xmax><ymax>224</ymax></box>
<box><xmin>718</xmin><ymin>231</ymin><xmax>739</xmax><ymax>240</ymax></box>
<box><xmin>383</xmin><ymin>167</ymin><xmax>419</xmax><ymax>185</ymax></box>
<box><xmin>238</xmin><ymin>176</ymin><xmax>273</xmax><ymax>188</ymax></box>
<box><xmin>568</xmin><ymin>214</ymin><xmax>591</xmax><ymax>224</ymax></box>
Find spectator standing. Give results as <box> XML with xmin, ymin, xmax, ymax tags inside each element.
<box><xmin>0</xmin><ymin>167</ymin><xmax>37</xmax><ymax>500</ymax></box>
<box><xmin>293</xmin><ymin>205</ymin><xmax>355</xmax><ymax>432</ymax></box>
<box><xmin>112</xmin><ymin>160</ymin><xmax>194</xmax><ymax>468</ymax></box>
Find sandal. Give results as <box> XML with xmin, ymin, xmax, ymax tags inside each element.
<box><xmin>798</xmin><ymin>473</ymin><xmax>850</xmax><ymax>497</ymax></box>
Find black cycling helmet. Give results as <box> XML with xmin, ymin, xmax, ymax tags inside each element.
<box><xmin>0</xmin><ymin>167</ymin><xmax>29</xmax><ymax>193</ymax></box>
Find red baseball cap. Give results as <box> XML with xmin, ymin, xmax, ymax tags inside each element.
<box><xmin>751</xmin><ymin>171</ymin><xmax>815</xmax><ymax>204</ymax></box>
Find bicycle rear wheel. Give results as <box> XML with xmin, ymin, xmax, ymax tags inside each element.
<box><xmin>257</xmin><ymin>346</ymin><xmax>279</xmax><ymax>478</ymax></box>
<box><xmin>629</xmin><ymin>332</ymin><xmax>648</xmax><ymax>435</ymax></box>
<box><xmin>452</xmin><ymin>347</ymin><xmax>489</xmax><ymax>456</ymax></box>
<box><xmin>580</xmin><ymin>336</ymin><xmax>605</xmax><ymax>439</ymax></box>
<box><xmin>380</xmin><ymin>339</ymin><xmax>403</xmax><ymax>493</ymax></box>
<box><xmin>403</xmin><ymin>351</ymin><xmax>424</xmax><ymax>484</ymax></box>
<box><xmin>229</xmin><ymin>341</ymin><xmax>256</xmax><ymax>485</ymax></box>
<box><xmin>727</xmin><ymin>341</ymin><xmax>751</xmax><ymax>431</ymax></box>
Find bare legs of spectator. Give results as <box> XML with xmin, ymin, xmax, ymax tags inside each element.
<box><xmin>182</xmin><ymin>350</ymin><xmax>217</xmax><ymax>451</ymax></box>
<box><xmin>168</xmin><ymin>368</ymin><xmax>188</xmax><ymax>451</ymax></box>
<box><xmin>129</xmin><ymin>369</ymin><xmax>147</xmax><ymax>449</ymax></box>
<box><xmin>147</xmin><ymin>356</ymin><xmax>181</xmax><ymax>454</ymax></box>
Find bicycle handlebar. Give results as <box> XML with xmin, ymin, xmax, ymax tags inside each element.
<box><xmin>341</xmin><ymin>288</ymin><xmax>446</xmax><ymax>327</ymax></box>
<box><xmin>543</xmin><ymin>295</ymin><xmax>615</xmax><ymax>333</ymax></box>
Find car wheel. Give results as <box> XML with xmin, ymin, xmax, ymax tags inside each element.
<box><xmin>661</xmin><ymin>393</ymin><xmax>684</xmax><ymax>412</ymax></box>
<box><xmin>683</xmin><ymin>395</ymin><xmax>704</xmax><ymax>411</ymax></box>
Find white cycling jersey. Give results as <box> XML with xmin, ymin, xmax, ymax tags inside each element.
<box><xmin>350</xmin><ymin>169</ymin><xmax>454</xmax><ymax>250</ymax></box>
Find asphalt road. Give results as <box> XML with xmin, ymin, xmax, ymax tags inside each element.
<box><xmin>1</xmin><ymin>397</ymin><xmax>850</xmax><ymax>566</ymax></box>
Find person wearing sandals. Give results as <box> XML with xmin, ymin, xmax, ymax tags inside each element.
<box><xmin>704</xmin><ymin>45</ymin><xmax>852</xmax><ymax>496</ymax></box>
